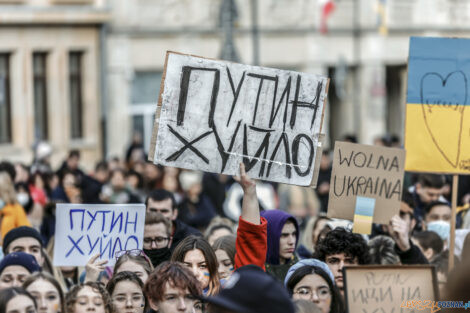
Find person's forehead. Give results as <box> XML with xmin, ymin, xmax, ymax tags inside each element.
<box><xmin>7</xmin><ymin>295</ymin><xmax>35</xmax><ymax>310</ymax></box>
<box><xmin>282</xmin><ymin>221</ymin><xmax>296</xmax><ymax>232</ymax></box>
<box><xmin>163</xmin><ymin>282</ymin><xmax>189</xmax><ymax>295</ymax></box>
<box><xmin>144</xmin><ymin>222</ymin><xmax>169</xmax><ymax>235</ymax></box>
<box><xmin>211</xmin><ymin>228</ymin><xmax>231</xmax><ymax>238</ymax></box>
<box><xmin>113</xmin><ymin>280</ymin><xmax>140</xmax><ymax>293</ymax></box>
<box><xmin>215</xmin><ymin>249</ymin><xmax>230</xmax><ymax>260</ymax></box>
<box><xmin>148</xmin><ymin>198</ymin><xmax>173</xmax><ymax>210</ymax></box>
<box><xmin>1</xmin><ymin>265</ymin><xmax>30</xmax><ymax>276</ymax></box>
<box><xmin>430</xmin><ymin>204</ymin><xmax>451</xmax><ymax>213</ymax></box>
<box><xmin>26</xmin><ymin>278</ymin><xmax>57</xmax><ymax>292</ymax></box>
<box><xmin>77</xmin><ymin>285</ymin><xmax>102</xmax><ymax>297</ymax></box>
<box><xmin>296</xmin><ymin>273</ymin><xmax>328</xmax><ymax>287</ymax></box>
<box><xmin>118</xmin><ymin>261</ymin><xmax>145</xmax><ymax>273</ymax></box>
<box><xmin>326</xmin><ymin>253</ymin><xmax>352</xmax><ymax>260</ymax></box>
<box><xmin>9</xmin><ymin>237</ymin><xmax>41</xmax><ymax>248</ymax></box>
<box><xmin>184</xmin><ymin>249</ymin><xmax>206</xmax><ymax>263</ymax></box>
<box><xmin>423</xmin><ymin>187</ymin><xmax>442</xmax><ymax>193</ymax></box>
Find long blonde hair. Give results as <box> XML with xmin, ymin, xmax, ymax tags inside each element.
<box><xmin>0</xmin><ymin>172</ymin><xmax>17</xmax><ymax>205</ymax></box>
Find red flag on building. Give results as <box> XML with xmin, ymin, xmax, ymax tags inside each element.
<box><xmin>319</xmin><ymin>0</ymin><xmax>336</xmax><ymax>34</ymax></box>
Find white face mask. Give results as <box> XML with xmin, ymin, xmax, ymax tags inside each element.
<box><xmin>427</xmin><ymin>220</ymin><xmax>451</xmax><ymax>241</ymax></box>
<box><xmin>16</xmin><ymin>193</ymin><xmax>30</xmax><ymax>207</ymax></box>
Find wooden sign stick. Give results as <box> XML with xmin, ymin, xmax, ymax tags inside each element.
<box><xmin>449</xmin><ymin>174</ymin><xmax>459</xmax><ymax>271</ymax></box>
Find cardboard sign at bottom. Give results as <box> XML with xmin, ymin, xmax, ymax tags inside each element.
<box><xmin>344</xmin><ymin>265</ymin><xmax>439</xmax><ymax>313</ymax></box>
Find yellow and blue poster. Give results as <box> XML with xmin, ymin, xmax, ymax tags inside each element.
<box><xmin>405</xmin><ymin>36</ymin><xmax>470</xmax><ymax>174</ymax></box>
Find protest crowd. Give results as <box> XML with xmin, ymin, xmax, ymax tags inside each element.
<box><xmin>1</xmin><ymin>132</ymin><xmax>470</xmax><ymax>313</ymax></box>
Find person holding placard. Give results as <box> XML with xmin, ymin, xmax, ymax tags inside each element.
<box><xmin>382</xmin><ymin>192</ymin><xmax>429</xmax><ymax>265</ymax></box>
<box><xmin>232</xmin><ymin>163</ymin><xmax>268</xmax><ymax>271</ymax></box>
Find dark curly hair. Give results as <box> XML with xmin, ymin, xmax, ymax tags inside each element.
<box><xmin>65</xmin><ymin>281</ymin><xmax>113</xmax><ymax>313</ymax></box>
<box><xmin>314</xmin><ymin>228</ymin><xmax>370</xmax><ymax>265</ymax></box>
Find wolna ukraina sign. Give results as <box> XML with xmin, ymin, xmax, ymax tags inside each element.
<box><xmin>150</xmin><ymin>52</ymin><xmax>329</xmax><ymax>186</ymax></box>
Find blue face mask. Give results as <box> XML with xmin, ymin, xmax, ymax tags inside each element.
<box><xmin>427</xmin><ymin>220</ymin><xmax>451</xmax><ymax>241</ymax></box>
<box><xmin>0</xmin><ymin>199</ymin><xmax>5</xmax><ymax>211</ymax></box>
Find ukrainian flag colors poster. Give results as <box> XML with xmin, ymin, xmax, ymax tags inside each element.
<box><xmin>405</xmin><ymin>36</ymin><xmax>470</xmax><ymax>174</ymax></box>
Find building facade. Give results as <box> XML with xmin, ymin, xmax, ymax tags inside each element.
<box><xmin>0</xmin><ymin>0</ymin><xmax>108</xmax><ymax>170</ymax></box>
<box><xmin>107</xmin><ymin>0</ymin><xmax>470</xmax><ymax>160</ymax></box>
<box><xmin>3</xmin><ymin>0</ymin><xmax>470</xmax><ymax>167</ymax></box>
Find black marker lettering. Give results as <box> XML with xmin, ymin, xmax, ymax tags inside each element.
<box><xmin>165</xmin><ymin>125</ymin><xmax>212</xmax><ymax>164</ymax></box>
<box><xmin>226</xmin><ymin>67</ymin><xmax>246</xmax><ymax>127</ymax></box>
<box><xmin>291</xmin><ymin>133</ymin><xmax>314</xmax><ymax>177</ymax></box>
<box><xmin>247</xmin><ymin>73</ymin><xmax>278</xmax><ymax>126</ymax></box>
<box><xmin>177</xmin><ymin>66</ymin><xmax>220</xmax><ymax>128</ymax></box>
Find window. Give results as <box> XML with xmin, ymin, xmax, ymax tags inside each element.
<box><xmin>131</xmin><ymin>71</ymin><xmax>162</xmax><ymax>104</ymax></box>
<box><xmin>0</xmin><ymin>54</ymin><xmax>11</xmax><ymax>144</ymax></box>
<box><xmin>130</xmin><ymin>71</ymin><xmax>162</xmax><ymax>153</ymax></box>
<box><xmin>69</xmin><ymin>52</ymin><xmax>83</xmax><ymax>139</ymax></box>
<box><xmin>33</xmin><ymin>52</ymin><xmax>48</xmax><ymax>141</ymax></box>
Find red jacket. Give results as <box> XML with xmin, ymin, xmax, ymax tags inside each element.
<box><xmin>234</xmin><ymin>216</ymin><xmax>268</xmax><ymax>271</ymax></box>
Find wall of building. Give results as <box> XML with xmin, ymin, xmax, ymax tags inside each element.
<box><xmin>0</xmin><ymin>0</ymin><xmax>108</xmax><ymax>171</ymax></box>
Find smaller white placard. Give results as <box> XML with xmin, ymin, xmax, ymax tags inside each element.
<box><xmin>53</xmin><ymin>204</ymin><xmax>146</xmax><ymax>266</ymax></box>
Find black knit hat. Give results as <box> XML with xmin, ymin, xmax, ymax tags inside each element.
<box><xmin>2</xmin><ymin>226</ymin><xmax>44</xmax><ymax>254</ymax></box>
<box><xmin>0</xmin><ymin>252</ymin><xmax>41</xmax><ymax>274</ymax></box>
<box><xmin>203</xmin><ymin>265</ymin><xmax>295</xmax><ymax>313</ymax></box>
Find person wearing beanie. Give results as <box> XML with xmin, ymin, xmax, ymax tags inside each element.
<box><xmin>0</xmin><ymin>251</ymin><xmax>41</xmax><ymax>290</ymax></box>
<box><xmin>204</xmin><ymin>265</ymin><xmax>295</xmax><ymax>313</ymax></box>
<box><xmin>260</xmin><ymin>209</ymin><xmax>300</xmax><ymax>282</ymax></box>
<box><xmin>284</xmin><ymin>259</ymin><xmax>344</xmax><ymax>313</ymax></box>
<box><xmin>3</xmin><ymin>226</ymin><xmax>44</xmax><ymax>267</ymax></box>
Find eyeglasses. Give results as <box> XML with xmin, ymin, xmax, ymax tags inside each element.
<box><xmin>115</xmin><ymin>249</ymin><xmax>151</xmax><ymax>265</ymax></box>
<box><xmin>293</xmin><ymin>286</ymin><xmax>331</xmax><ymax>300</ymax></box>
<box><xmin>143</xmin><ymin>236</ymin><xmax>171</xmax><ymax>248</ymax></box>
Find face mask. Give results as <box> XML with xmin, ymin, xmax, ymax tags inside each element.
<box><xmin>17</xmin><ymin>193</ymin><xmax>30</xmax><ymax>207</ymax></box>
<box><xmin>143</xmin><ymin>248</ymin><xmax>171</xmax><ymax>268</ymax></box>
<box><xmin>427</xmin><ymin>220</ymin><xmax>451</xmax><ymax>241</ymax></box>
<box><xmin>0</xmin><ymin>199</ymin><xmax>5</xmax><ymax>211</ymax></box>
